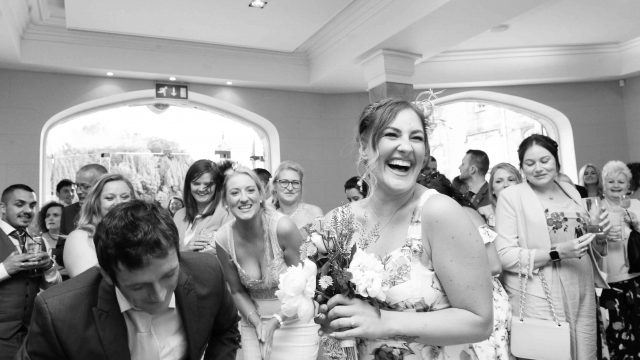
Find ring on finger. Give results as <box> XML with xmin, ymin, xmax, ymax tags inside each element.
<box><xmin>350</xmin><ymin>319</ymin><xmax>355</xmax><ymax>328</ymax></box>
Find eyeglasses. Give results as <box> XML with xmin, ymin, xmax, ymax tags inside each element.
<box><xmin>276</xmin><ymin>179</ymin><xmax>301</xmax><ymax>189</ymax></box>
<box><xmin>74</xmin><ymin>182</ymin><xmax>92</xmax><ymax>191</ymax></box>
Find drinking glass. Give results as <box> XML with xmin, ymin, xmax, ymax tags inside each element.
<box><xmin>582</xmin><ymin>197</ymin><xmax>602</xmax><ymax>233</ymax></box>
<box><xmin>26</xmin><ymin>235</ymin><xmax>47</xmax><ymax>276</ymax></box>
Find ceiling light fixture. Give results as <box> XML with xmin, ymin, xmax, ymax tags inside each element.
<box><xmin>248</xmin><ymin>0</ymin><xmax>267</xmax><ymax>9</ymax></box>
<box><xmin>490</xmin><ymin>24</ymin><xmax>510</xmax><ymax>33</ymax></box>
<box><xmin>226</xmin><ymin>81</ymin><xmax>233</xmax><ymax>85</ymax></box>
<box><xmin>106</xmin><ymin>72</ymin><xmax>114</xmax><ymax>76</ymax></box>
<box><xmin>169</xmin><ymin>76</ymin><xmax>176</xmax><ymax>81</ymax></box>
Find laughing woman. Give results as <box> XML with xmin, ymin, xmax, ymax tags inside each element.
<box><xmin>319</xmin><ymin>99</ymin><xmax>492</xmax><ymax>359</ymax></box>
<box><xmin>174</xmin><ymin>159</ymin><xmax>230</xmax><ymax>251</ymax></box>
<box><xmin>215</xmin><ymin>167</ymin><xmax>319</xmax><ymax>360</ymax></box>
<box><xmin>599</xmin><ymin>160</ymin><xmax>640</xmax><ymax>359</ymax></box>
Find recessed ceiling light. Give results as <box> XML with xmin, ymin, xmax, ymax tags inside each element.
<box><xmin>106</xmin><ymin>72</ymin><xmax>114</xmax><ymax>76</ymax></box>
<box><xmin>226</xmin><ymin>81</ymin><xmax>233</xmax><ymax>85</ymax></box>
<box><xmin>490</xmin><ymin>24</ymin><xmax>510</xmax><ymax>33</ymax></box>
<box><xmin>248</xmin><ymin>0</ymin><xmax>267</xmax><ymax>9</ymax></box>
<box><xmin>169</xmin><ymin>76</ymin><xmax>176</xmax><ymax>81</ymax></box>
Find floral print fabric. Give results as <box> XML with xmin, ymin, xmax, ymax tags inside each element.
<box><xmin>599</xmin><ymin>277</ymin><xmax>640</xmax><ymax>360</ymax></box>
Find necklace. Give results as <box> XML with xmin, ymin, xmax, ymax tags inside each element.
<box><xmin>359</xmin><ymin>188</ymin><xmax>416</xmax><ymax>248</ymax></box>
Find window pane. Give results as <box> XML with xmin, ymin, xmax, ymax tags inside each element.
<box><xmin>430</xmin><ymin>101</ymin><xmax>547</xmax><ymax>180</ymax></box>
<box><xmin>44</xmin><ymin>104</ymin><xmax>266</xmax><ymax>203</ymax></box>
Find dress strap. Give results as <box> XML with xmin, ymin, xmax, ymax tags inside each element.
<box><xmin>265</xmin><ymin>208</ymin><xmax>285</xmax><ymax>260</ymax></box>
<box><xmin>410</xmin><ymin>189</ymin><xmax>439</xmax><ymax>223</ymax></box>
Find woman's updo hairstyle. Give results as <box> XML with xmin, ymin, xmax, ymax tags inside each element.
<box><xmin>356</xmin><ymin>98</ymin><xmax>428</xmax><ymax>188</ymax></box>
<box><xmin>517</xmin><ymin>134</ymin><xmax>560</xmax><ymax>171</ymax></box>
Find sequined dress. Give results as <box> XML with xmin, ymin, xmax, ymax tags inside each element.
<box><xmin>215</xmin><ymin>208</ymin><xmax>319</xmax><ymax>360</ymax></box>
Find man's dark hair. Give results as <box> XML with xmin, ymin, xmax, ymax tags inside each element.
<box><xmin>56</xmin><ymin>179</ymin><xmax>74</xmax><ymax>193</ymax></box>
<box><xmin>253</xmin><ymin>168</ymin><xmax>272</xmax><ymax>185</ymax></box>
<box><xmin>466</xmin><ymin>149</ymin><xmax>490</xmax><ymax>176</ymax></box>
<box><xmin>94</xmin><ymin>200</ymin><xmax>180</xmax><ymax>283</ymax></box>
<box><xmin>1</xmin><ymin>184</ymin><xmax>35</xmax><ymax>203</ymax></box>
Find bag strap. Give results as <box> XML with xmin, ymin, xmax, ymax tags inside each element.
<box><xmin>516</xmin><ymin>249</ymin><xmax>562</xmax><ymax>326</ymax></box>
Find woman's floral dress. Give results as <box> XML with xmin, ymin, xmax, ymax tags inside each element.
<box><xmin>325</xmin><ymin>190</ymin><xmax>481</xmax><ymax>360</ymax></box>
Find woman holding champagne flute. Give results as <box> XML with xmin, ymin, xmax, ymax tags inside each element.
<box><xmin>600</xmin><ymin>160</ymin><xmax>640</xmax><ymax>359</ymax></box>
<box><xmin>494</xmin><ymin>134</ymin><xmax>610</xmax><ymax>359</ymax></box>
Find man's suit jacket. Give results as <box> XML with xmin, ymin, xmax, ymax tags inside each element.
<box><xmin>59</xmin><ymin>203</ymin><xmax>81</xmax><ymax>236</ymax></box>
<box><xmin>17</xmin><ymin>251</ymin><xmax>240</xmax><ymax>360</ymax></box>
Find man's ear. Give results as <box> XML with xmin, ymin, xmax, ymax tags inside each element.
<box><xmin>0</xmin><ymin>202</ymin><xmax>6</xmax><ymax>219</ymax></box>
<box><xmin>99</xmin><ymin>268</ymin><xmax>114</xmax><ymax>286</ymax></box>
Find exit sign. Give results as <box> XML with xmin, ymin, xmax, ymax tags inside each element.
<box><xmin>155</xmin><ymin>83</ymin><xmax>188</xmax><ymax>100</ymax></box>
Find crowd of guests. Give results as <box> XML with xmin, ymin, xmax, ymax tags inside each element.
<box><xmin>1</xmin><ymin>97</ymin><xmax>639</xmax><ymax>360</ymax></box>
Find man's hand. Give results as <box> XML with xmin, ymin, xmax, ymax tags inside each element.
<box><xmin>3</xmin><ymin>251</ymin><xmax>40</xmax><ymax>275</ymax></box>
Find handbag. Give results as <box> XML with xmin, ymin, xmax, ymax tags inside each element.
<box><xmin>510</xmin><ymin>250</ymin><xmax>571</xmax><ymax>360</ymax></box>
<box><xmin>627</xmin><ymin>228</ymin><xmax>640</xmax><ymax>273</ymax></box>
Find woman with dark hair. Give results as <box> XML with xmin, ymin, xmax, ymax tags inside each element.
<box><xmin>495</xmin><ymin>134</ymin><xmax>610</xmax><ymax>359</ymax></box>
<box><xmin>38</xmin><ymin>201</ymin><xmax>64</xmax><ymax>258</ymax></box>
<box><xmin>174</xmin><ymin>159</ymin><xmax>229</xmax><ymax>251</ymax></box>
<box><xmin>626</xmin><ymin>162</ymin><xmax>640</xmax><ymax>200</ymax></box>
<box><xmin>63</xmin><ymin>173</ymin><xmax>136</xmax><ymax>277</ymax></box>
<box><xmin>343</xmin><ymin>176</ymin><xmax>369</xmax><ymax>203</ymax></box>
<box><xmin>318</xmin><ymin>98</ymin><xmax>492</xmax><ymax>359</ymax></box>
<box><xmin>214</xmin><ymin>167</ymin><xmax>319</xmax><ymax>360</ymax></box>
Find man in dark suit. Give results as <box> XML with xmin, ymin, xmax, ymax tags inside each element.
<box><xmin>17</xmin><ymin>200</ymin><xmax>240</xmax><ymax>360</ymax></box>
<box><xmin>56</xmin><ymin>164</ymin><xmax>107</xmax><ymax>268</ymax></box>
<box><xmin>59</xmin><ymin>163</ymin><xmax>108</xmax><ymax>235</ymax></box>
<box><xmin>0</xmin><ymin>185</ymin><xmax>60</xmax><ymax>360</ymax></box>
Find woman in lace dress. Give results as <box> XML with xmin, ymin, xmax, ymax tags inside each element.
<box><xmin>319</xmin><ymin>98</ymin><xmax>493</xmax><ymax>359</ymax></box>
<box><xmin>215</xmin><ymin>167</ymin><xmax>319</xmax><ymax>360</ymax></box>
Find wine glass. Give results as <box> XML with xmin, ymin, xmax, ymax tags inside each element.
<box><xmin>582</xmin><ymin>197</ymin><xmax>602</xmax><ymax>233</ymax></box>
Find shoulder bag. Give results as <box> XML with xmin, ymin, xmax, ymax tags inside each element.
<box><xmin>510</xmin><ymin>250</ymin><xmax>571</xmax><ymax>360</ymax></box>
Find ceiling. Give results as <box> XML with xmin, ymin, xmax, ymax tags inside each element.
<box><xmin>1</xmin><ymin>0</ymin><xmax>640</xmax><ymax>93</ymax></box>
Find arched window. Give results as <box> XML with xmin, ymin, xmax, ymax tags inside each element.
<box><xmin>40</xmin><ymin>91</ymin><xmax>279</xmax><ymax>203</ymax></box>
<box><xmin>430</xmin><ymin>91</ymin><xmax>576</xmax><ymax>181</ymax></box>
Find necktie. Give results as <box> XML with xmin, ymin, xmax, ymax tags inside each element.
<box><xmin>127</xmin><ymin>310</ymin><xmax>160</xmax><ymax>360</ymax></box>
<box><xmin>10</xmin><ymin>230</ymin><xmax>27</xmax><ymax>253</ymax></box>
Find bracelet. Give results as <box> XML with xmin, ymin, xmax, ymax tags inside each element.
<box><xmin>272</xmin><ymin>313</ymin><xmax>284</xmax><ymax>328</ymax></box>
<box><xmin>44</xmin><ymin>260</ymin><xmax>56</xmax><ymax>271</ymax></box>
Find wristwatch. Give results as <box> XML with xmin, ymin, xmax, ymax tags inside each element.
<box><xmin>549</xmin><ymin>246</ymin><xmax>561</xmax><ymax>262</ymax></box>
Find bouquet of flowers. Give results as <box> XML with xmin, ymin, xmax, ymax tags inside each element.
<box><xmin>299</xmin><ymin>207</ymin><xmax>391</xmax><ymax>360</ymax></box>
